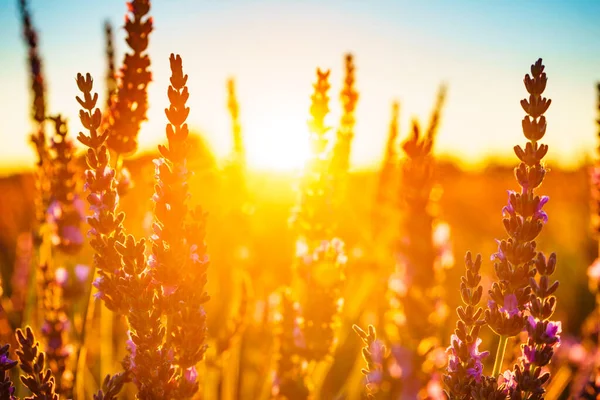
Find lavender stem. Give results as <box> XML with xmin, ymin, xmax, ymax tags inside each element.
<box><xmin>492</xmin><ymin>335</ymin><xmax>508</xmax><ymax>377</ymax></box>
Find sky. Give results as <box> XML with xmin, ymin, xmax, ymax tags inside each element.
<box><xmin>0</xmin><ymin>0</ymin><xmax>599</xmax><ymax>172</ymax></box>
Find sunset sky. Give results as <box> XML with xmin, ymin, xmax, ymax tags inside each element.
<box><xmin>0</xmin><ymin>0</ymin><xmax>599</xmax><ymax>172</ymax></box>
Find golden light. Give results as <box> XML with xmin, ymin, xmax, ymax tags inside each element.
<box><xmin>244</xmin><ymin>110</ymin><xmax>312</xmax><ymax>172</ymax></box>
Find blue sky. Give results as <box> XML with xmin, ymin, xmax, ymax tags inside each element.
<box><xmin>1</xmin><ymin>0</ymin><xmax>599</xmax><ymax>171</ymax></box>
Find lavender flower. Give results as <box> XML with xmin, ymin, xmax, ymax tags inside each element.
<box><xmin>271</xmin><ymin>290</ymin><xmax>311</xmax><ymax>400</ymax></box>
<box><xmin>590</xmin><ymin>83</ymin><xmax>600</xmax><ymax>237</ymax></box>
<box><xmin>38</xmin><ymin>261</ymin><xmax>72</xmax><ymax>395</ymax></box>
<box><xmin>425</xmin><ymin>84</ymin><xmax>447</xmax><ymax>142</ymax></box>
<box><xmin>18</xmin><ymin>0</ymin><xmax>50</xmax><ymax>225</ymax></box>
<box><xmin>353</xmin><ymin>324</ymin><xmax>386</xmax><ymax>399</ymax></box>
<box><xmin>331</xmin><ymin>53</ymin><xmax>359</xmax><ymax>181</ymax></box>
<box><xmin>16</xmin><ymin>327</ymin><xmax>58</xmax><ymax>400</ymax></box>
<box><xmin>106</xmin><ymin>0</ymin><xmax>153</xmax><ymax>156</ymax></box>
<box><xmin>223</xmin><ymin>77</ymin><xmax>252</xmax><ymax>274</ymax></box>
<box><xmin>76</xmin><ymin>72</ymin><xmax>128</xmax><ymax>313</ymax></box>
<box><xmin>485</xmin><ymin>57</ymin><xmax>552</xmax><ymax>366</ymax></box>
<box><xmin>227</xmin><ymin>77</ymin><xmax>245</xmax><ymax>173</ymax></box>
<box><xmin>390</xmin><ymin>108</ymin><xmax>450</xmax><ymax>397</ymax></box>
<box><xmin>291</xmin><ymin>68</ymin><xmax>335</xmax><ymax>243</ymax></box>
<box><xmin>18</xmin><ymin>0</ymin><xmax>46</xmax><ymax>125</ymax></box>
<box><xmin>296</xmin><ymin>238</ymin><xmax>346</xmax><ymax>361</ymax></box>
<box><xmin>445</xmin><ymin>58</ymin><xmax>558</xmax><ymax>400</ymax></box>
<box><xmin>76</xmin><ymin>72</ymin><xmax>161</xmax><ymax>398</ymax></box>
<box><xmin>93</xmin><ymin>372</ymin><xmax>129</xmax><ymax>400</ymax></box>
<box><xmin>444</xmin><ymin>253</ymin><xmax>488</xmax><ymax>399</ymax></box>
<box><xmin>103</xmin><ymin>20</ymin><xmax>117</xmax><ymax>113</ymax></box>
<box><xmin>147</xmin><ymin>53</ymin><xmax>210</xmax><ymax>397</ymax></box>
<box><xmin>46</xmin><ymin>115</ymin><xmax>85</xmax><ymax>255</ymax></box>
<box><xmin>495</xmin><ymin>59</ymin><xmax>559</xmax><ymax>399</ymax></box>
<box><xmin>0</xmin><ymin>344</ymin><xmax>17</xmax><ymax>399</ymax></box>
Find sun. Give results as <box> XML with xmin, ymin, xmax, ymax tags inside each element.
<box><xmin>244</xmin><ymin>111</ymin><xmax>312</xmax><ymax>172</ymax></box>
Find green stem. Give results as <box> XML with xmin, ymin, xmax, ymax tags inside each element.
<box><xmin>100</xmin><ymin>305</ymin><xmax>113</xmax><ymax>381</ymax></box>
<box><xmin>492</xmin><ymin>335</ymin><xmax>508</xmax><ymax>377</ymax></box>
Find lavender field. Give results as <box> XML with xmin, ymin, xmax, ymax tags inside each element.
<box><xmin>0</xmin><ymin>0</ymin><xmax>599</xmax><ymax>399</ymax></box>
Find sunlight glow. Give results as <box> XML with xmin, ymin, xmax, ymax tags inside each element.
<box><xmin>244</xmin><ymin>111</ymin><xmax>312</xmax><ymax>172</ymax></box>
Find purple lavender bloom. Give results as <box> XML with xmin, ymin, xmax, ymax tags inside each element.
<box><xmin>498</xmin><ymin>370</ymin><xmax>517</xmax><ymax>394</ymax></box>
<box><xmin>490</xmin><ymin>239</ymin><xmax>505</xmax><ymax>262</ymax></box>
<box><xmin>527</xmin><ymin>316</ymin><xmax>562</xmax><ymax>343</ymax></box>
<box><xmin>126</xmin><ymin>333</ymin><xmax>137</xmax><ymax>367</ymax></box>
<box><xmin>466</xmin><ymin>360</ymin><xmax>484</xmax><ymax>382</ymax></box>
<box><xmin>545</xmin><ymin>320</ymin><xmax>562</xmax><ymax>339</ymax></box>
<box><xmin>446</xmin><ymin>335</ymin><xmax>489</xmax><ymax>383</ymax></box>
<box><xmin>522</xmin><ymin>345</ymin><xmax>536</xmax><ymax>364</ymax></box>
<box><xmin>500</xmin><ymin>294</ymin><xmax>519</xmax><ymax>317</ymax></box>
<box><xmin>467</xmin><ymin>338</ymin><xmax>490</xmax><ymax>360</ymax></box>
<box><xmin>184</xmin><ymin>366</ymin><xmax>197</xmax><ymax>384</ymax></box>
<box><xmin>447</xmin><ymin>352</ymin><xmax>459</xmax><ymax>373</ymax></box>
<box><xmin>502</xmin><ymin>190</ymin><xmax>517</xmax><ymax>216</ymax></box>
<box><xmin>534</xmin><ymin>195</ymin><xmax>549</xmax><ymax>223</ymax></box>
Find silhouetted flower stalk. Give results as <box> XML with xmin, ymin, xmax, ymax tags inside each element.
<box><xmin>271</xmin><ymin>290</ymin><xmax>311</xmax><ymax>400</ymax></box>
<box><xmin>296</xmin><ymin>238</ymin><xmax>346</xmax><ymax>362</ymax></box>
<box><xmin>77</xmin><ymin>54</ymin><xmax>209</xmax><ymax>398</ymax></box>
<box><xmin>23</xmin><ymin>93</ymin><xmax>80</xmax><ymax>399</ymax></box>
<box><xmin>76</xmin><ymin>73</ymin><xmax>127</xmax><ymax>314</ymax></box>
<box><xmin>37</xmin><ymin>262</ymin><xmax>72</xmax><ymax>396</ymax></box>
<box><xmin>582</xmin><ymin>82</ymin><xmax>600</xmax><ymax>400</ymax></box>
<box><xmin>591</xmin><ymin>83</ymin><xmax>600</xmax><ymax>238</ymax></box>
<box><xmin>76</xmin><ymin>72</ymin><xmax>155</xmax><ymax>400</ymax></box>
<box><xmin>75</xmin><ymin>71</ymin><xmax>132</xmax><ymax>398</ymax></box>
<box><xmin>15</xmin><ymin>327</ymin><xmax>58</xmax><ymax>400</ymax></box>
<box><xmin>225</xmin><ymin>77</ymin><xmax>251</xmax><ymax>245</ymax></box>
<box><xmin>274</xmin><ymin>69</ymin><xmax>346</xmax><ymax>399</ymax></box>
<box><xmin>93</xmin><ymin>372</ymin><xmax>129</xmax><ymax>400</ymax></box>
<box><xmin>397</xmin><ymin>123</ymin><xmax>434</xmax><ymax>290</ymax></box>
<box><xmin>106</xmin><ymin>0</ymin><xmax>153</xmax><ymax>157</ymax></box>
<box><xmin>588</xmin><ymin>82</ymin><xmax>600</xmax><ymax>346</ymax></box>
<box><xmin>18</xmin><ymin>0</ymin><xmax>45</xmax><ymax>126</ymax></box>
<box><xmin>295</xmin><ymin>70</ymin><xmax>346</xmax><ymax>365</ymax></box>
<box><xmin>18</xmin><ymin>0</ymin><xmax>49</xmax><ymax>226</ymax></box>
<box><xmin>228</xmin><ymin>78</ymin><xmax>246</xmax><ymax>177</ymax></box>
<box><xmin>390</xmin><ymin>113</ymin><xmax>450</xmax><ymax>397</ymax></box>
<box><xmin>147</xmin><ymin>53</ymin><xmax>210</xmax><ymax>397</ymax></box>
<box><xmin>486</xmin><ymin>59</ymin><xmax>557</xmax><ymax>394</ymax></box>
<box><xmin>17</xmin><ymin>11</ymin><xmax>78</xmax><ymax>390</ymax></box>
<box><xmin>46</xmin><ymin>115</ymin><xmax>85</xmax><ymax>255</ymax></box>
<box><xmin>331</xmin><ymin>54</ymin><xmax>359</xmax><ymax>194</ymax></box>
<box><xmin>443</xmin><ymin>58</ymin><xmax>557</xmax><ymax>399</ymax></box>
<box><xmin>0</xmin><ymin>344</ymin><xmax>18</xmax><ymax>399</ymax></box>
<box><xmin>425</xmin><ymin>84</ymin><xmax>447</xmax><ymax>142</ymax></box>
<box><xmin>372</xmin><ymin>101</ymin><xmax>400</xmax><ymax>238</ymax></box>
<box><xmin>291</xmin><ymin>69</ymin><xmax>335</xmax><ymax>243</ymax></box>
<box><xmin>444</xmin><ymin>253</ymin><xmax>488</xmax><ymax>398</ymax></box>
<box><xmin>353</xmin><ymin>324</ymin><xmax>386</xmax><ymax>399</ymax></box>
<box><xmin>104</xmin><ymin>21</ymin><xmax>118</xmax><ymax>113</ymax></box>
